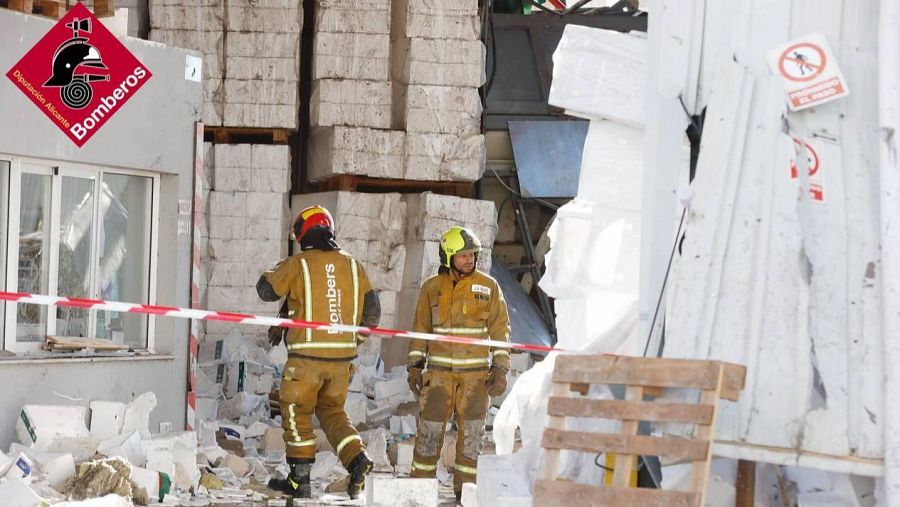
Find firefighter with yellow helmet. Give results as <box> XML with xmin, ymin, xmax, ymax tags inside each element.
<box><xmin>406</xmin><ymin>226</ymin><xmax>511</xmax><ymax>500</ymax></box>
<box><xmin>257</xmin><ymin>205</ymin><xmax>380</xmax><ymax>501</ymax></box>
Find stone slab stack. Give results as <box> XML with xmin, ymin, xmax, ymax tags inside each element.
<box><xmin>149</xmin><ymin>0</ymin><xmax>301</xmax><ymax>128</ymax></box>
<box><xmin>223</xmin><ymin>0</ymin><xmax>302</xmax><ymax>129</ymax></box>
<box><xmin>203</xmin><ymin>143</ymin><xmax>291</xmax><ymax>343</ymax></box>
<box><xmin>307</xmin><ymin>0</ymin><xmax>404</xmax><ymax>182</ymax></box>
<box><xmin>307</xmin><ymin>126</ymin><xmax>405</xmax><ymax>181</ymax></box>
<box><xmin>391</xmin><ymin>0</ymin><xmax>485</xmax><ymax>181</ymax></box>
<box><xmin>309</xmin><ymin>0</ymin><xmax>392</xmax><ymax>131</ymax></box>
<box><xmin>149</xmin><ymin>0</ymin><xmax>226</xmax><ymax>126</ymax></box>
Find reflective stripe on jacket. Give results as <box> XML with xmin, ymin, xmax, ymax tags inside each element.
<box><xmin>407</xmin><ymin>269</ymin><xmax>511</xmax><ymax>371</ymax></box>
<box><xmin>263</xmin><ymin>249</ymin><xmax>372</xmax><ymax>359</ymax></box>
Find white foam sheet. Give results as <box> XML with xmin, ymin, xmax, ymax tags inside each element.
<box><xmin>548</xmin><ymin>24</ymin><xmax>647</xmax><ymax>126</ymax></box>
<box><xmin>491</xmin><ymin>305</ymin><xmax>638</xmax><ymax>495</ymax></box>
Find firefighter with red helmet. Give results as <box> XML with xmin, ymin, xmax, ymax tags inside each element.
<box><xmin>257</xmin><ymin>205</ymin><xmax>380</xmax><ymax>501</ymax></box>
<box><xmin>406</xmin><ymin>226</ymin><xmax>511</xmax><ymax>501</ymax></box>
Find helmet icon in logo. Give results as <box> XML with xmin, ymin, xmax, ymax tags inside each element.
<box><xmin>43</xmin><ymin>17</ymin><xmax>110</xmax><ymax>109</ymax></box>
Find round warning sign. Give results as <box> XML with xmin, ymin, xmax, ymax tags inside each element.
<box><xmin>779</xmin><ymin>43</ymin><xmax>827</xmax><ymax>83</ymax></box>
<box><xmin>791</xmin><ymin>139</ymin><xmax>819</xmax><ymax>177</ymax></box>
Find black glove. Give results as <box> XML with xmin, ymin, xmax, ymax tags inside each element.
<box><xmin>268</xmin><ymin>326</ymin><xmax>287</xmax><ymax>347</ymax></box>
<box><xmin>270</xmin><ymin>300</ymin><xmax>290</xmax><ymax>347</ymax></box>
<box><xmin>486</xmin><ymin>366</ymin><xmax>508</xmax><ymax>397</ymax></box>
<box><xmin>408</xmin><ymin>367</ymin><xmax>424</xmax><ymax>396</ymax></box>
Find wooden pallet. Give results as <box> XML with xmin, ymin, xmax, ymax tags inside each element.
<box><xmin>534</xmin><ymin>354</ymin><xmax>746</xmax><ymax>507</ymax></box>
<box><xmin>2</xmin><ymin>0</ymin><xmax>113</xmax><ymax>18</ymax></box>
<box><xmin>316</xmin><ymin>174</ymin><xmax>474</xmax><ymax>198</ymax></box>
<box><xmin>204</xmin><ymin>126</ymin><xmax>293</xmax><ymax>145</ymax></box>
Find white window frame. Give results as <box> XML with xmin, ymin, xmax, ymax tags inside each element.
<box><xmin>1</xmin><ymin>155</ymin><xmax>160</xmax><ymax>353</ymax></box>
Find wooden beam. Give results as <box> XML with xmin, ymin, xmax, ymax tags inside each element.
<box><xmin>690</xmin><ymin>364</ymin><xmax>724</xmax><ymax>505</ymax></box>
<box><xmin>735</xmin><ymin>460</ymin><xmax>756</xmax><ymax>507</ymax></box>
<box><xmin>533</xmin><ymin>480</ymin><xmax>698</xmax><ymax>507</ymax></box>
<box><xmin>8</xmin><ymin>0</ymin><xmax>34</xmax><ymax>13</ymax></box>
<box><xmin>39</xmin><ymin>0</ymin><xmax>64</xmax><ymax>18</ymax></box>
<box><xmin>539</xmin><ymin>382</ymin><xmax>569</xmax><ymax>481</ymax></box>
<box><xmin>93</xmin><ymin>0</ymin><xmax>114</xmax><ymax>17</ymax></box>
<box><xmin>541</xmin><ymin>429</ymin><xmax>709</xmax><ymax>461</ymax></box>
<box><xmin>547</xmin><ymin>397</ymin><xmax>714</xmax><ymax>425</ymax></box>
<box><xmin>552</xmin><ymin>354</ymin><xmax>746</xmax><ymax>396</ymax></box>
<box><xmin>611</xmin><ymin>385</ymin><xmax>643</xmax><ymax>487</ymax></box>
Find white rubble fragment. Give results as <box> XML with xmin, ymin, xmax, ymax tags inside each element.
<box><xmin>3</xmin><ymin>452</ymin><xmax>35</xmax><ymax>482</ymax></box>
<box><xmin>54</xmin><ymin>493</ymin><xmax>133</xmax><ymax>506</ymax></box>
<box><xmin>390</xmin><ymin>441</ymin><xmax>414</xmax><ymax>467</ymax></box>
<box><xmin>0</xmin><ymin>478</ymin><xmax>46</xmax><ymax>507</ymax></box>
<box><xmin>263</xmin><ymin>427</ymin><xmax>285</xmax><ymax>452</ymax></box>
<box><xmin>141</xmin><ymin>432</ymin><xmax>200</xmax><ymax>491</ymax></box>
<box><xmin>375</xmin><ymin>377</ymin><xmax>412</xmax><ymax>401</ymax></box>
<box><xmin>461</xmin><ymin>482</ymin><xmax>478</xmax><ymax>507</ymax></box>
<box><xmin>475</xmin><ymin>454</ymin><xmax>532</xmax><ymax>506</ymax></box>
<box><xmin>89</xmin><ymin>401</ymin><xmax>128</xmax><ymax>440</ymax></box>
<box><xmin>121</xmin><ymin>392</ymin><xmax>157</xmax><ymax>439</ymax></box>
<box><xmin>245</xmin><ymin>456</ymin><xmax>271</xmax><ymax>484</ymax></box>
<box><xmin>389</xmin><ymin>415</ymin><xmax>416</xmax><ymax>436</ymax></box>
<box><xmin>361</xmin><ymin>428</ymin><xmax>391</xmax><ymax>468</ymax></box>
<box><xmin>311</xmin><ymin>451</ymin><xmax>342</xmax><ymax>481</ymax></box>
<box><xmin>209</xmin><ymin>466</ymin><xmax>242</xmax><ymax>489</ymax></box>
<box><xmin>365</xmin><ymin>476</ymin><xmax>439</xmax><ymax>507</ymax></box>
<box><xmin>345</xmin><ymin>394</ymin><xmax>368</xmax><ymax>427</ymax></box>
<box><xmin>16</xmin><ymin>405</ymin><xmax>90</xmax><ymax>447</ymax></box>
<box><xmin>44</xmin><ymin>438</ymin><xmax>100</xmax><ymax>463</ymax></box>
<box><xmin>198</xmin><ymin>338</ymin><xmax>227</xmax><ymax>364</ymax></box>
<box><xmin>130</xmin><ymin>466</ymin><xmax>163</xmax><ymax>503</ymax></box>
<box><xmin>268</xmin><ymin>342</ymin><xmax>288</xmax><ymax>370</ymax></box>
<box><xmin>197</xmin><ymin>420</ymin><xmax>219</xmax><ymax>448</ymax></box>
<box><xmin>97</xmin><ymin>430</ymin><xmax>146</xmax><ymax>467</ymax></box>
<box><xmin>244</xmin><ymin>421</ymin><xmax>270</xmax><ymax>439</ymax></box>
<box><xmin>195</xmin><ymin>396</ymin><xmax>219</xmax><ymax>421</ymax></box>
<box><xmin>224</xmin><ymin>453</ymin><xmax>251</xmax><ymax>477</ymax></box>
<box><xmin>33</xmin><ymin>451</ymin><xmax>75</xmax><ymax>487</ymax></box>
<box><xmin>0</xmin><ymin>449</ymin><xmax>11</xmax><ymax>477</ymax></box>
<box><xmin>218</xmin><ymin>392</ymin><xmax>269</xmax><ymax>420</ymax></box>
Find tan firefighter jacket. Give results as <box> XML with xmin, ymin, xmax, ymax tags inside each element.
<box><xmin>407</xmin><ymin>269</ymin><xmax>511</xmax><ymax>371</ymax></box>
<box><xmin>263</xmin><ymin>249</ymin><xmax>372</xmax><ymax>360</ymax></box>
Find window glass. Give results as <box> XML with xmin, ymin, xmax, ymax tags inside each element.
<box><xmin>0</xmin><ymin>161</ymin><xmax>8</xmax><ymax>348</ymax></box>
<box><xmin>17</xmin><ymin>172</ymin><xmax>52</xmax><ymax>343</ymax></box>
<box><xmin>57</xmin><ymin>175</ymin><xmax>95</xmax><ymax>337</ymax></box>
<box><xmin>96</xmin><ymin>173</ymin><xmax>152</xmax><ymax>348</ymax></box>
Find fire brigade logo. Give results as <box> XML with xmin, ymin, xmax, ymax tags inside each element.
<box><xmin>5</xmin><ymin>2</ymin><xmax>152</xmax><ymax>147</ymax></box>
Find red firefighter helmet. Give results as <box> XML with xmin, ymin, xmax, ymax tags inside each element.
<box><xmin>291</xmin><ymin>205</ymin><xmax>334</xmax><ymax>242</ymax></box>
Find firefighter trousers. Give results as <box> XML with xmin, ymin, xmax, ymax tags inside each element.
<box><xmin>410</xmin><ymin>369</ymin><xmax>490</xmax><ymax>493</ymax></box>
<box><xmin>280</xmin><ymin>356</ymin><xmax>365</xmax><ymax>467</ymax></box>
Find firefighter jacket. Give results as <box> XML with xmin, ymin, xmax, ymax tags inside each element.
<box><xmin>262</xmin><ymin>249</ymin><xmax>373</xmax><ymax>360</ymax></box>
<box><xmin>407</xmin><ymin>269</ymin><xmax>511</xmax><ymax>371</ymax></box>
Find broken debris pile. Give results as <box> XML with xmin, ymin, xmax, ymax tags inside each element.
<box><xmin>1</xmin><ymin>326</ymin><xmax>533</xmax><ymax>505</ymax></box>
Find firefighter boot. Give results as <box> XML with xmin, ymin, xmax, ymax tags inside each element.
<box><xmin>268</xmin><ymin>458</ymin><xmax>312</xmax><ymax>500</ymax></box>
<box><xmin>346</xmin><ymin>451</ymin><xmax>373</xmax><ymax>499</ymax></box>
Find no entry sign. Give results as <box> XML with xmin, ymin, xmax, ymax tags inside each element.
<box><xmin>768</xmin><ymin>33</ymin><xmax>848</xmax><ymax>111</ymax></box>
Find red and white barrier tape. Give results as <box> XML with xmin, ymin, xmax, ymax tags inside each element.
<box><xmin>0</xmin><ymin>291</ymin><xmax>562</xmax><ymax>354</ymax></box>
